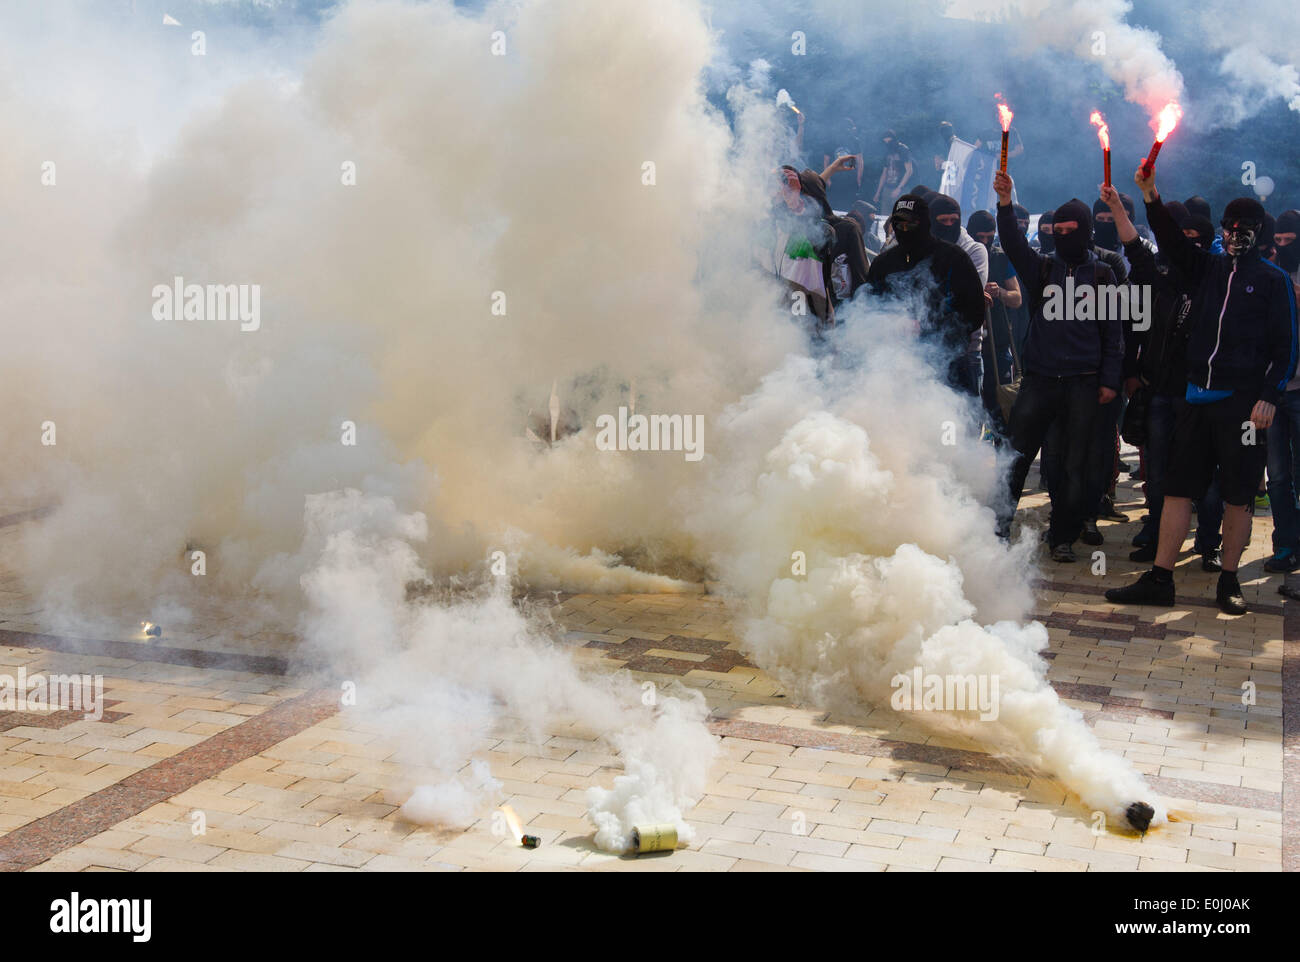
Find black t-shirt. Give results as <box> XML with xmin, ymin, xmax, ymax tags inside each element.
<box><xmin>881</xmin><ymin>143</ymin><xmax>913</xmax><ymax>190</ymax></box>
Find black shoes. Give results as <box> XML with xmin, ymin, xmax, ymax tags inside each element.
<box><xmin>1080</xmin><ymin>520</ymin><xmax>1103</xmax><ymax>546</ymax></box>
<box><xmin>1051</xmin><ymin>543</ymin><xmax>1077</xmax><ymax>563</ymax></box>
<box><xmin>1200</xmin><ymin>549</ymin><xmax>1222</xmax><ymax>572</ymax></box>
<box><xmin>1129</xmin><ymin>544</ymin><xmax>1157</xmax><ymax>563</ymax></box>
<box><xmin>1099</xmin><ymin>496</ymin><xmax>1127</xmax><ymax>523</ymax></box>
<box><xmin>1105</xmin><ymin>570</ymin><xmax>1175</xmax><ymax>607</ymax></box>
<box><xmin>1217</xmin><ymin>572</ymin><xmax>1247</xmax><ymax>615</ymax></box>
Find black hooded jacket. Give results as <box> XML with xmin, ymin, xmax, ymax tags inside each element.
<box><xmin>997</xmin><ymin>198</ymin><xmax>1124</xmax><ymax>389</ymax></box>
<box><xmin>1146</xmin><ymin>194</ymin><xmax>1298</xmax><ymax>404</ymax></box>
<box><xmin>798</xmin><ymin>169</ymin><xmax>871</xmax><ymax>303</ymax></box>
<box><xmin>866</xmin><ymin>194</ymin><xmax>985</xmax><ymax>349</ymax></box>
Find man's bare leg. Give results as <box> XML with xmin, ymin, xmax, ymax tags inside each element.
<box><xmin>1154</xmin><ymin>496</ymin><xmax>1194</xmax><ymax>570</ymax></box>
<box><xmin>1220</xmin><ymin>502</ymin><xmax>1253</xmax><ymax>572</ymax></box>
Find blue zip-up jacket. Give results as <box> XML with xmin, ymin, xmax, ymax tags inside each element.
<box><xmin>1146</xmin><ymin>195</ymin><xmax>1298</xmax><ymax>405</ymax></box>
<box><xmin>996</xmin><ymin>201</ymin><xmax>1124</xmax><ymax>389</ymax></box>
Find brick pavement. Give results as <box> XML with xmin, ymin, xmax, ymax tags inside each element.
<box><xmin>0</xmin><ymin>459</ymin><xmax>1293</xmax><ymax>871</ymax></box>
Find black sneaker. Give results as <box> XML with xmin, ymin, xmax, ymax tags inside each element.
<box><xmin>1217</xmin><ymin>572</ymin><xmax>1247</xmax><ymax>615</ymax></box>
<box><xmin>1105</xmin><ymin>570</ymin><xmax>1174</xmax><ymax>607</ymax></box>
<box><xmin>1264</xmin><ymin>549</ymin><xmax>1300</xmax><ymax>573</ymax></box>
<box><xmin>995</xmin><ymin>519</ymin><xmax>1012</xmax><ymax>541</ymax></box>
<box><xmin>1080</xmin><ymin>520</ymin><xmax>1103</xmax><ymax>546</ymax></box>
<box><xmin>1099</xmin><ymin>497</ymin><xmax>1128</xmax><ymax>523</ymax></box>
<box><xmin>1200</xmin><ymin>549</ymin><xmax>1222</xmax><ymax>573</ymax></box>
<box><xmin>1050</xmin><ymin>543</ymin><xmax>1077</xmax><ymax>563</ymax></box>
<box><xmin>1129</xmin><ymin>544</ymin><xmax>1157</xmax><ymax>563</ymax></box>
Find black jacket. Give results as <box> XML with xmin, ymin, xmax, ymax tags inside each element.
<box><xmin>1146</xmin><ymin>195</ymin><xmax>1298</xmax><ymax>404</ymax></box>
<box><xmin>996</xmin><ymin>202</ymin><xmax>1124</xmax><ymax>389</ymax></box>
<box><xmin>865</xmin><ymin>233</ymin><xmax>984</xmax><ymax>350</ymax></box>
<box><xmin>1121</xmin><ymin>238</ymin><xmax>1193</xmax><ymax>397</ymax></box>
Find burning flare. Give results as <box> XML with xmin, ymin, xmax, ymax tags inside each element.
<box><xmin>1090</xmin><ymin>110</ymin><xmax>1111</xmax><ymax>186</ymax></box>
<box><xmin>1152</xmin><ymin>101</ymin><xmax>1183</xmax><ymax>142</ymax></box>
<box><xmin>1141</xmin><ymin>101</ymin><xmax>1182</xmax><ymax>177</ymax></box>
<box><xmin>1089</xmin><ymin>110</ymin><xmax>1110</xmax><ymax>150</ymax></box>
<box><xmin>994</xmin><ymin>93</ymin><xmax>1013</xmax><ymax>174</ymax></box>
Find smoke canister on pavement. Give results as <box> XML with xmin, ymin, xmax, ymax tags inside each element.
<box><xmin>630</xmin><ymin>823</ymin><xmax>678</xmax><ymax>854</ymax></box>
<box><xmin>520</xmin><ymin>834</ymin><xmax>541</xmax><ymax>848</ymax></box>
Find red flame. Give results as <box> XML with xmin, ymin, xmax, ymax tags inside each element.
<box><xmin>1089</xmin><ymin>110</ymin><xmax>1110</xmax><ymax>151</ymax></box>
<box><xmin>1151</xmin><ymin>101</ymin><xmax>1182</xmax><ymax>143</ymax></box>
<box><xmin>995</xmin><ymin>93</ymin><xmax>1014</xmax><ymax>132</ymax></box>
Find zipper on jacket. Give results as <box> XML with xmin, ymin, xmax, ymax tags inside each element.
<box><xmin>1205</xmin><ymin>261</ymin><xmax>1236</xmax><ymax>387</ymax></box>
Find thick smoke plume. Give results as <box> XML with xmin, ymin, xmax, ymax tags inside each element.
<box><xmin>1</xmin><ymin>0</ymin><xmax>1164</xmax><ymax>849</ymax></box>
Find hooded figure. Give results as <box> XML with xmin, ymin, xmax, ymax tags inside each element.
<box><xmin>1185</xmin><ymin>196</ymin><xmax>1213</xmax><ymax>222</ymax></box>
<box><xmin>929</xmin><ymin>193</ymin><xmax>963</xmax><ymax>245</ymax></box>
<box><xmin>1036</xmin><ymin>209</ymin><xmax>1055</xmax><ymax>253</ymax></box>
<box><xmin>1275</xmin><ymin>209</ymin><xmax>1300</xmax><ymax>274</ymax></box>
<box><xmin>1221</xmin><ymin>196</ymin><xmax>1267</xmax><ymax>257</ymax></box>
<box><xmin>1093</xmin><ymin>197</ymin><xmax>1121</xmax><ymax>251</ymax></box>
<box><xmin>799</xmin><ymin>168</ymin><xmax>871</xmax><ymax>303</ymax></box>
<box><xmin>967</xmin><ymin>209</ymin><xmax>997</xmax><ymax>247</ymax></box>
<box><xmin>1051</xmin><ymin>198</ymin><xmax>1093</xmax><ymax>264</ymax></box>
<box><xmin>1012</xmin><ymin>202</ymin><xmax>1030</xmax><ymax>239</ymax></box>
<box><xmin>1184</xmin><ymin>215</ymin><xmax>1215</xmax><ymax>251</ymax></box>
<box><xmin>865</xmin><ymin>192</ymin><xmax>985</xmax><ymax>358</ymax></box>
<box><xmin>1164</xmin><ymin>201</ymin><xmax>1189</xmax><ymax>228</ymax></box>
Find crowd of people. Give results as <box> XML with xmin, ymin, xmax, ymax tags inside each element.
<box><xmin>762</xmin><ymin>120</ymin><xmax>1300</xmax><ymax>617</ymax></box>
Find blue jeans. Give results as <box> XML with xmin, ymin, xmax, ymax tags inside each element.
<box><xmin>1266</xmin><ymin>389</ymin><xmax>1300</xmax><ymax>554</ymax></box>
<box><xmin>1143</xmin><ymin>393</ymin><xmax>1225</xmax><ymax>552</ymax></box>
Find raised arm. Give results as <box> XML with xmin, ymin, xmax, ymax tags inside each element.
<box><xmin>993</xmin><ymin>170</ymin><xmax>1044</xmax><ymax>302</ymax></box>
<box><xmin>1135</xmin><ymin>165</ymin><xmax>1210</xmax><ymax>282</ymax></box>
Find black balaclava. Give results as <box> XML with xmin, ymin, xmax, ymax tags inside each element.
<box><xmin>1012</xmin><ymin>202</ymin><xmax>1030</xmax><ymax>236</ymax></box>
<box><xmin>1221</xmin><ymin>197</ymin><xmax>1266</xmax><ymax>258</ymax></box>
<box><xmin>1037</xmin><ymin>209</ymin><xmax>1056</xmax><ymax>253</ymax></box>
<box><xmin>1185</xmin><ymin>215</ymin><xmax>1215</xmax><ymax>251</ymax></box>
<box><xmin>968</xmin><ymin>210</ymin><xmax>996</xmax><ymax>249</ymax></box>
<box><xmin>1052</xmin><ymin>199</ymin><xmax>1093</xmax><ymax>264</ymax></box>
<box><xmin>1261</xmin><ymin>213</ymin><xmax>1276</xmax><ymax>260</ymax></box>
<box><xmin>891</xmin><ymin>193</ymin><xmax>932</xmax><ymax>254</ymax></box>
<box><xmin>1092</xmin><ymin>198</ymin><xmax>1120</xmax><ymax>250</ymax></box>
<box><xmin>1185</xmin><ymin>196</ymin><xmax>1213</xmax><ymax>222</ymax></box>
<box><xmin>1164</xmin><ymin>201</ymin><xmax>1189</xmax><ymax>227</ymax></box>
<box><xmin>929</xmin><ymin>193</ymin><xmax>962</xmax><ymax>244</ymax></box>
<box><xmin>1274</xmin><ymin>209</ymin><xmax>1300</xmax><ymax>273</ymax></box>
<box><xmin>883</xmin><ymin>128</ymin><xmax>897</xmax><ymax>148</ymax></box>
<box><xmin>1119</xmin><ymin>193</ymin><xmax>1136</xmax><ymax>221</ymax></box>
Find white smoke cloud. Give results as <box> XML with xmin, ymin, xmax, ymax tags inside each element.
<box><xmin>0</xmin><ymin>0</ymin><xmax>1165</xmax><ymax>853</ymax></box>
<box><xmin>942</xmin><ymin>0</ymin><xmax>1184</xmax><ymax>115</ymax></box>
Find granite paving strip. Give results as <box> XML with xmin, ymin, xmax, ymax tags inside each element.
<box><xmin>0</xmin><ymin>701</ymin><xmax>128</xmax><ymax>733</ymax></box>
<box><xmin>0</xmin><ymin>689</ymin><xmax>338</xmax><ymax>871</ymax></box>
<box><xmin>0</xmin><ymin>627</ymin><xmax>288</xmax><ymax>676</ymax></box>
<box><xmin>1282</xmin><ymin>586</ymin><xmax>1299</xmax><ymax>871</ymax></box>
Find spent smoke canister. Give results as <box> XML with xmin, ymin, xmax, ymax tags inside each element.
<box><xmin>630</xmin><ymin>823</ymin><xmax>678</xmax><ymax>853</ymax></box>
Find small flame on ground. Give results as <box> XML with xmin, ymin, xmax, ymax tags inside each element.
<box><xmin>1151</xmin><ymin>101</ymin><xmax>1182</xmax><ymax>142</ymax></box>
<box><xmin>1089</xmin><ymin>110</ymin><xmax>1110</xmax><ymax>150</ymax></box>
<box><xmin>994</xmin><ymin>93</ymin><xmax>1014</xmax><ymax>131</ymax></box>
<box><xmin>500</xmin><ymin>804</ymin><xmax>524</xmax><ymax>843</ymax></box>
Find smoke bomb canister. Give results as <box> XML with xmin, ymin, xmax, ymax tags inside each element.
<box><xmin>520</xmin><ymin>834</ymin><xmax>541</xmax><ymax>848</ymax></box>
<box><xmin>630</xmin><ymin>823</ymin><xmax>678</xmax><ymax>854</ymax></box>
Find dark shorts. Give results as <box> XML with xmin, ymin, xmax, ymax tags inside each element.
<box><xmin>1164</xmin><ymin>393</ymin><xmax>1266</xmax><ymax>506</ymax></box>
